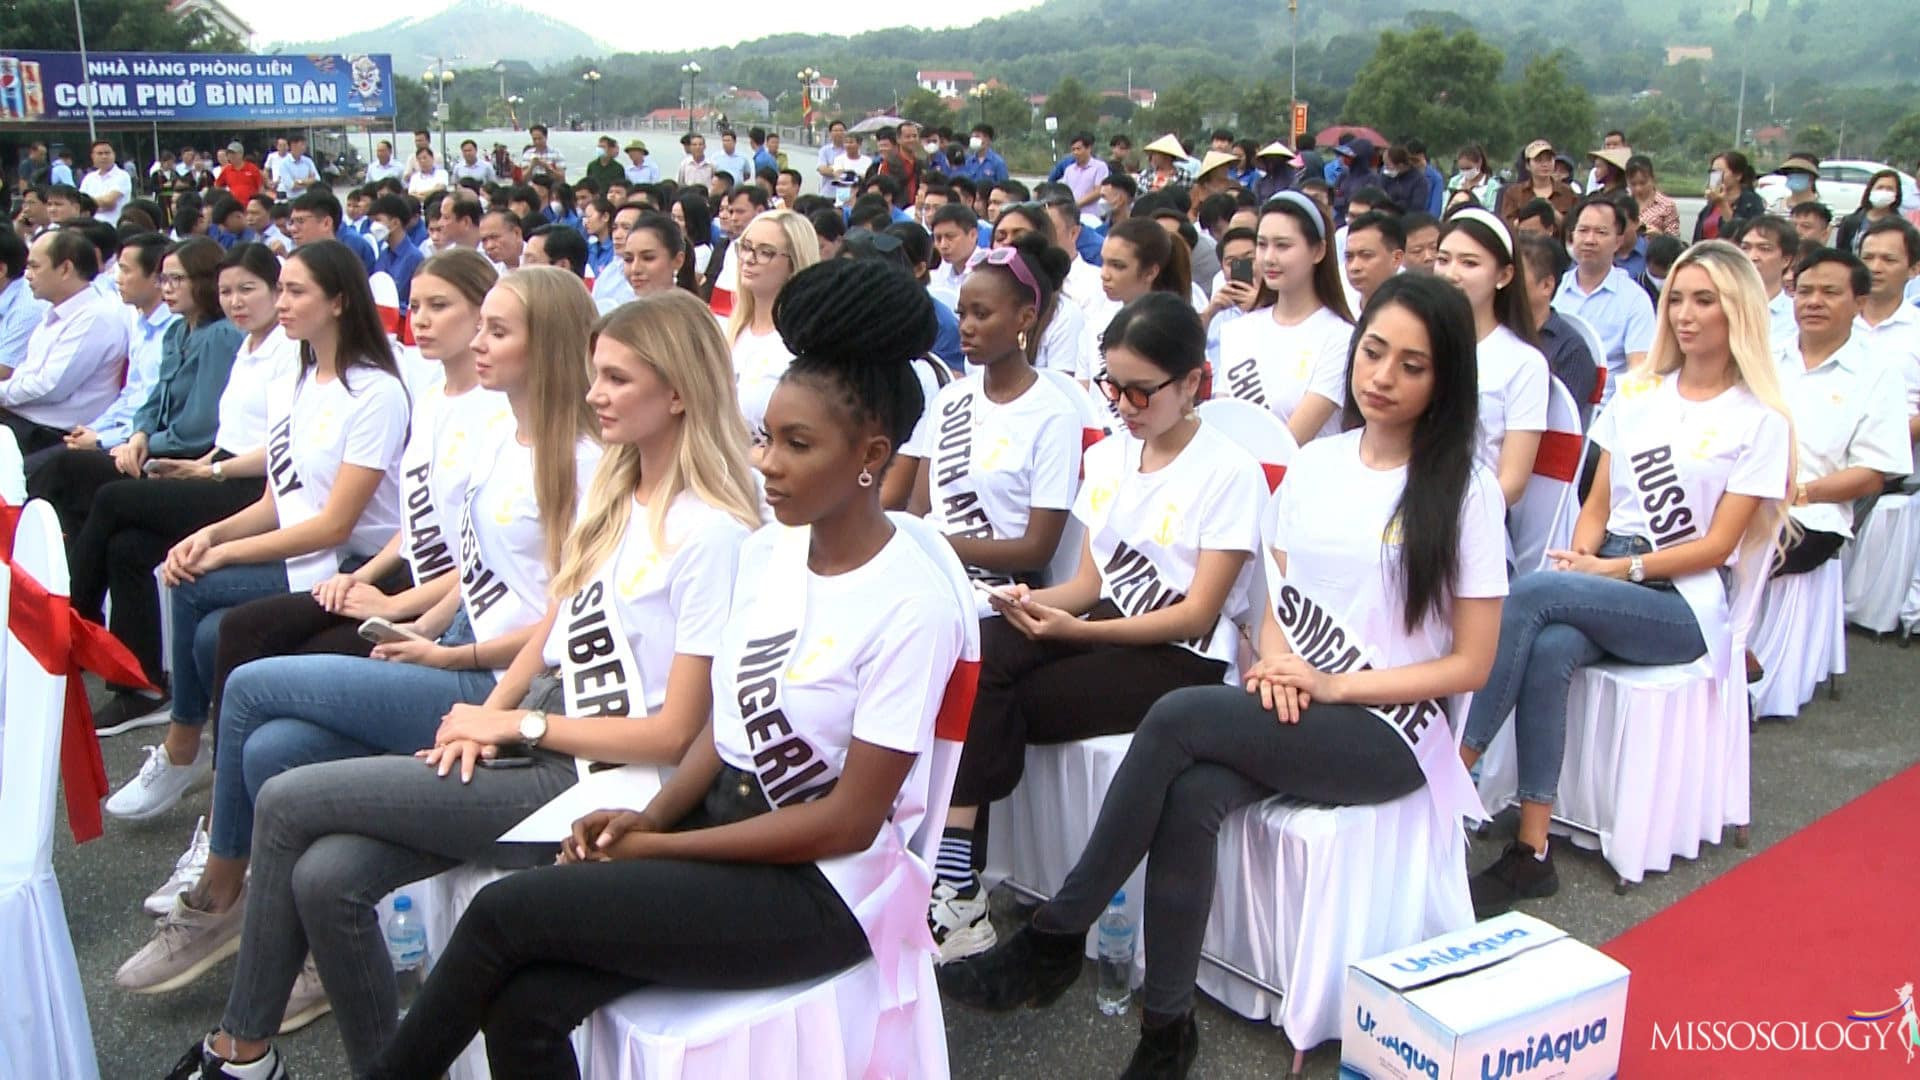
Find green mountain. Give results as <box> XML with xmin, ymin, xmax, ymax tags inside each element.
<box><xmin>271</xmin><ymin>0</ymin><xmax>607</xmax><ymax>72</ymax></box>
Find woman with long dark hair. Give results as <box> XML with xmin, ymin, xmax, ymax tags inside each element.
<box><xmin>1693</xmin><ymin>149</ymin><xmax>1766</xmax><ymax>242</ymax></box>
<box><xmin>103</xmin><ymin>240</ymin><xmax>410</xmax><ymax>821</ymax></box>
<box><xmin>1435</xmin><ymin>208</ymin><xmax>1549</xmax><ymax>506</ymax></box>
<box><xmin>1835</xmin><ymin>170</ymin><xmax>1907</xmax><ymax>255</ymax></box>
<box><xmin>940</xmin><ymin>274</ymin><xmax>1508</xmax><ymax>1078</ymax></box>
<box><xmin>1215</xmin><ymin>191</ymin><xmax>1355</xmax><ymax>445</ymax></box>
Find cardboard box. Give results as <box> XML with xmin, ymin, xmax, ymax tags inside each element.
<box><xmin>1339</xmin><ymin>912</ymin><xmax>1629</xmax><ymax>1080</ymax></box>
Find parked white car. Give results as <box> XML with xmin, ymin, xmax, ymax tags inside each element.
<box><xmin>1757</xmin><ymin>159</ymin><xmax>1920</xmax><ymax>216</ymax></box>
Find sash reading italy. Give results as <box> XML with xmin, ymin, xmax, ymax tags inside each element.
<box><xmin>1267</xmin><ymin>569</ymin><xmax>1486</xmax><ymax>826</ymax></box>
<box><xmin>263</xmin><ymin>380</ymin><xmax>337</xmax><ymax>591</ymax></box>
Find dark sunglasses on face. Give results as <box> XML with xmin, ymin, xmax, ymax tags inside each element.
<box><xmin>1092</xmin><ymin>373</ymin><xmax>1178</xmax><ymax>409</ymax></box>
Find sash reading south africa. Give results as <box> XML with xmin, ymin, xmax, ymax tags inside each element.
<box><xmin>932</xmin><ymin>387</ymin><xmax>1014</xmax><ymax>589</ymax></box>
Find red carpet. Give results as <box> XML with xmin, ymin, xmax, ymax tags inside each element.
<box><xmin>1602</xmin><ymin>763</ymin><xmax>1920</xmax><ymax>1077</ymax></box>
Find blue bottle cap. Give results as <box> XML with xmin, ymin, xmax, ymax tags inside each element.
<box><xmin>393</xmin><ymin>895</ymin><xmax>413</xmax><ymax>912</ymax></box>
<box><xmin>1111</xmin><ymin>890</ymin><xmax>1125</xmax><ymax>906</ymax></box>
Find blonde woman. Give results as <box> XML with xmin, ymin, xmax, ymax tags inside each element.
<box><xmin>118</xmin><ymin>268</ymin><xmax>600</xmax><ymax>1009</ymax></box>
<box><xmin>728</xmin><ymin>208</ymin><xmax>820</xmax><ymax>438</ymax></box>
<box><xmin>1460</xmin><ymin>240</ymin><xmax>1794</xmax><ymax>917</ymax></box>
<box><xmin>160</xmin><ymin>289</ymin><xmax>761</xmax><ymax>1079</ymax></box>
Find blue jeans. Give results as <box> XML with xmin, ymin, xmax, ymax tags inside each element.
<box><xmin>169</xmin><ymin>562</ymin><xmax>290</xmax><ymax>726</ymax></box>
<box><xmin>1461</xmin><ymin>570</ymin><xmax>1706</xmax><ymax>804</ymax></box>
<box><xmin>207</xmin><ymin>611</ymin><xmax>494</xmax><ymax>860</ymax></box>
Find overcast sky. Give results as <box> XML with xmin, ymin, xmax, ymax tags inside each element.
<box><xmin>234</xmin><ymin>0</ymin><xmax>1046</xmax><ymax>53</ymax></box>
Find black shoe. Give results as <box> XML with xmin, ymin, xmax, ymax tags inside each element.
<box><xmin>1119</xmin><ymin>1011</ymin><xmax>1199</xmax><ymax>1080</ymax></box>
<box><xmin>1468</xmin><ymin>839</ymin><xmax>1559</xmax><ymax>919</ymax></box>
<box><xmin>94</xmin><ymin>690</ymin><xmax>170</xmax><ymax>737</ymax></box>
<box><xmin>936</xmin><ymin>917</ymin><xmax>1085</xmax><ymax>1011</ymax></box>
<box><xmin>164</xmin><ymin>1034</ymin><xmax>291</xmax><ymax>1079</ymax></box>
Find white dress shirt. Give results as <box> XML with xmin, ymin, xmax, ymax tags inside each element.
<box><xmin>1855</xmin><ymin>302</ymin><xmax>1920</xmax><ymax>422</ymax></box>
<box><xmin>0</xmin><ymin>278</ymin><xmax>48</xmax><ymax>371</ymax></box>
<box><xmin>79</xmin><ymin>165</ymin><xmax>134</xmax><ymax>226</ymax></box>
<box><xmin>1775</xmin><ymin>333</ymin><xmax>1913</xmax><ymax>537</ymax></box>
<box><xmin>3</xmin><ymin>287</ymin><xmax>131</xmax><ymax>430</ymax></box>
<box><xmin>365</xmin><ymin>158</ymin><xmax>404</xmax><ymax>182</ymax></box>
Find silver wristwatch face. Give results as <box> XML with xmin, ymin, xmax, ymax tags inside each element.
<box><xmin>520</xmin><ymin>710</ymin><xmax>546</xmax><ymax>743</ymax></box>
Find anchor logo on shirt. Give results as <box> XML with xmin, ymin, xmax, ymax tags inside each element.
<box><xmin>1688</xmin><ymin>427</ymin><xmax>1719</xmax><ymax>462</ymax></box>
<box><xmin>787</xmin><ymin>635</ymin><xmax>836</xmax><ymax>682</ymax></box>
<box><xmin>978</xmin><ymin>435</ymin><xmax>1012</xmax><ymax>472</ymax></box>
<box><xmin>618</xmin><ymin>550</ymin><xmax>663</xmax><ymax>599</ymax></box>
<box><xmin>1088</xmin><ymin>480</ymin><xmax>1118</xmax><ymax>515</ymax></box>
<box><xmin>439</xmin><ymin>427</ymin><xmax>469</xmax><ymax>472</ymax></box>
<box><xmin>1293</xmin><ymin>348</ymin><xmax>1313</xmax><ymax>382</ymax></box>
<box><xmin>308</xmin><ymin>407</ymin><xmax>340</xmax><ymax>445</ymax></box>
<box><xmin>492</xmin><ymin>481</ymin><xmax>528</xmax><ymax>527</ymax></box>
<box><xmin>1152</xmin><ymin>502</ymin><xmax>1183</xmax><ymax>547</ymax></box>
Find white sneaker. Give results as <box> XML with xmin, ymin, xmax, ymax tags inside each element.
<box><xmin>277</xmin><ymin>954</ymin><xmax>332</xmax><ymax>1034</ymax></box>
<box><xmin>929</xmin><ymin>878</ymin><xmax>996</xmax><ymax>963</ymax></box>
<box><xmin>107</xmin><ymin>742</ymin><xmax>211</xmax><ymax>822</ymax></box>
<box><xmin>145</xmin><ymin>816</ymin><xmax>211</xmax><ymax>916</ymax></box>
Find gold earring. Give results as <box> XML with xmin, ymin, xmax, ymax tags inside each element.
<box><xmin>1017</xmin><ymin>330</ymin><xmax>1029</xmax><ymax>350</ymax></box>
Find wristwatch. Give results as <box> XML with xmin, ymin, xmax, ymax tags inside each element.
<box><xmin>518</xmin><ymin>709</ymin><xmax>549</xmax><ymax>748</ymax></box>
<box><xmin>211</xmin><ymin>460</ymin><xmax>225</xmax><ymax>481</ymax></box>
<box><xmin>1628</xmin><ymin>554</ymin><xmax>1646</xmax><ymax>584</ymax></box>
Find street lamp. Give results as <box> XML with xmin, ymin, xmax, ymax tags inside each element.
<box><xmin>680</xmin><ymin>61</ymin><xmax>701</xmax><ymax>135</ymax></box>
<box><xmin>423</xmin><ymin>61</ymin><xmax>457</xmax><ymax>160</ymax></box>
<box><xmin>583</xmin><ymin>69</ymin><xmax>601</xmax><ymax>127</ymax></box>
<box><xmin>507</xmin><ymin>94</ymin><xmax>525</xmax><ymax>130</ymax></box>
<box><xmin>968</xmin><ymin>83</ymin><xmax>990</xmax><ymax>131</ymax></box>
<box><xmin>797</xmin><ymin>66</ymin><xmax>820</xmax><ymax>146</ymax></box>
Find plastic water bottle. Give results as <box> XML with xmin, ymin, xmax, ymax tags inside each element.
<box><xmin>386</xmin><ymin>894</ymin><xmax>429</xmax><ymax>1017</ymax></box>
<box><xmin>1095</xmin><ymin>891</ymin><xmax>1134</xmax><ymax>1016</ymax></box>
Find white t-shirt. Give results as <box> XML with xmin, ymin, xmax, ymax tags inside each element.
<box><xmin>1072</xmin><ymin>421</ymin><xmax>1267</xmax><ymax>674</ymax></box>
<box><xmin>897</xmin><ymin>357</ymin><xmax>947</xmax><ymax>461</ymax></box>
<box><xmin>398</xmin><ymin>382</ymin><xmax>511</xmax><ymax>585</ymax></box>
<box><xmin>79</xmin><ymin>166</ymin><xmax>134</xmax><ymax>226</ymax></box>
<box><xmin>924</xmin><ymin>375</ymin><xmax>1082</xmax><ymax>600</ymax></box>
<box><xmin>1062</xmin><ymin>257</ymin><xmax>1104</xmax><ymax>316</ymax></box>
<box><xmin>732</xmin><ymin>327</ymin><xmax>794</xmax><ymax>439</ymax></box>
<box><xmin>540</xmin><ymin>491</ymin><xmax>750</xmax><ymax>716</ymax></box>
<box><xmin>826</xmin><ymin>153</ymin><xmax>872</xmax><ymax>202</ymax></box>
<box><xmin>1214</xmin><ymin>305</ymin><xmax>1353</xmax><ymax>440</ymax></box>
<box><xmin>214</xmin><ymin>328</ymin><xmax>298</xmax><ymax>455</ymax></box>
<box><xmin>407</xmin><ymin>168</ymin><xmax>450</xmax><ymax>198</ymax></box>
<box><xmin>1036</xmin><ymin>300</ymin><xmax>1089</xmax><ymax>374</ymax></box>
<box><xmin>1473</xmin><ymin>323</ymin><xmax>1551</xmax><ymax>474</ymax></box>
<box><xmin>264</xmin><ymin>364</ymin><xmax>411</xmax><ymax>590</ymax></box>
<box><xmin>458</xmin><ymin>434</ymin><xmax>602</xmax><ymax>659</ymax></box>
<box><xmin>1590</xmin><ymin>372</ymin><xmax>1791</xmax><ymax>676</ymax></box>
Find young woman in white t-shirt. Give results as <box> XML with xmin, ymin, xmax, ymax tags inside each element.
<box><xmin>1435</xmin><ymin>207</ymin><xmax>1549</xmax><ymax>505</ymax></box>
<box><xmin>112</xmin><ymin>266</ymin><xmax>600</xmax><ymax>994</ymax></box>
<box><xmin>933</xmin><ymin>292</ymin><xmax>1267</xmax><ymax>962</ymax></box>
<box><xmin>940</xmin><ymin>275</ymin><xmax>1508</xmax><ymax>1078</ymax></box>
<box><xmin>165</xmin><ymin>291</ymin><xmax>762</xmax><ymax>1077</ymax></box>
<box><xmin>71</xmin><ymin>242</ymin><xmax>291</xmax><ymax>725</ymax></box>
<box><xmin>1460</xmin><ymin>241</ymin><xmax>1794</xmax><ymax>917</ymax></box>
<box><xmin>730</xmin><ymin>209</ymin><xmax>820</xmax><ymax>438</ymax></box>
<box><xmin>989</xmin><ymin>220</ymin><xmax>1088</xmax><ymax>379</ymax></box>
<box><xmin>1079</xmin><ymin>217</ymin><xmax>1197</xmax><ymax>384</ymax></box>
<box><xmin>111</xmin><ymin>240</ymin><xmax>410</xmax><ymax>820</ymax></box>
<box><xmin>1214</xmin><ymin>191</ymin><xmax>1356</xmax><ymax>446</ymax></box>
<box><xmin>356</xmin><ymin>259</ymin><xmax>968</xmax><ymax>1080</ymax></box>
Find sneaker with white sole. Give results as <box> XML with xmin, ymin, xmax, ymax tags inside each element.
<box><xmin>277</xmin><ymin>955</ymin><xmax>332</xmax><ymax>1035</ymax></box>
<box><xmin>164</xmin><ymin>1034</ymin><xmax>289</xmax><ymax>1079</ymax></box>
<box><xmin>106</xmin><ymin>741</ymin><xmax>210</xmax><ymax>821</ymax></box>
<box><xmin>930</xmin><ymin>878</ymin><xmax>996</xmax><ymax>963</ymax></box>
<box><xmin>144</xmin><ymin>815</ymin><xmax>211</xmax><ymax>917</ymax></box>
<box><xmin>93</xmin><ymin>689</ymin><xmax>172</xmax><ymax>737</ymax></box>
<box><xmin>115</xmin><ymin>885</ymin><xmax>246</xmax><ymax>993</ymax></box>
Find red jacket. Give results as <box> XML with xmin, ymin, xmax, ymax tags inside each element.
<box><xmin>216</xmin><ymin>161</ymin><xmax>264</xmax><ymax>205</ymax></box>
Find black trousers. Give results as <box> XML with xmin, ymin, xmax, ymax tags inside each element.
<box><xmin>1772</xmin><ymin>527</ymin><xmax>1846</xmax><ymax>578</ymax></box>
<box><xmin>0</xmin><ymin>408</ymin><xmax>70</xmax><ymax>456</ymax></box>
<box><xmin>1034</xmin><ymin>685</ymin><xmax>1424</xmax><ymax>1017</ymax></box>
<box><xmin>26</xmin><ymin>446</ymin><xmax>126</xmax><ymax>537</ymax></box>
<box><xmin>68</xmin><ymin>475</ymin><xmax>265</xmax><ymax>686</ymax></box>
<box><xmin>362</xmin><ymin>770</ymin><xmax>871</xmax><ymax>1080</ymax></box>
<box><xmin>952</xmin><ymin>600</ymin><xmax>1229</xmax><ymax>807</ymax></box>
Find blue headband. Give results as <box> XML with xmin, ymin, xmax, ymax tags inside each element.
<box><xmin>1262</xmin><ymin>190</ymin><xmax>1326</xmax><ymax>241</ymax></box>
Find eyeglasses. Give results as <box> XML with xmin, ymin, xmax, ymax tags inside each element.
<box><xmin>966</xmin><ymin>246</ymin><xmax>1043</xmax><ymax>306</ymax></box>
<box><xmin>158</xmin><ymin>272</ymin><xmax>190</xmax><ymax>287</ymax></box>
<box><xmin>737</xmin><ymin>242</ymin><xmax>791</xmax><ymax>266</ymax></box>
<box><xmin>1092</xmin><ymin>373</ymin><xmax>1178</xmax><ymax>409</ymax></box>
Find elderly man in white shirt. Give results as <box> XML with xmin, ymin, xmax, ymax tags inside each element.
<box><xmin>364</xmin><ymin>140</ymin><xmax>405</xmax><ymax>183</ymax></box>
<box><xmin>4</xmin><ymin>231</ymin><xmax>131</xmax><ymax>453</ymax></box>
<box><xmin>78</xmin><ymin>139</ymin><xmax>135</xmax><ymax>227</ymax></box>
<box><xmin>1773</xmin><ymin>249</ymin><xmax>1913</xmax><ymax>576</ymax></box>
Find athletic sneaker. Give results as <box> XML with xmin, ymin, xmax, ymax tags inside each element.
<box><xmin>164</xmin><ymin>1035</ymin><xmax>289</xmax><ymax>1079</ymax></box>
<box><xmin>1468</xmin><ymin>839</ymin><xmax>1559</xmax><ymax>919</ymax></box>
<box><xmin>929</xmin><ymin>878</ymin><xmax>996</xmax><ymax>963</ymax></box>
<box><xmin>115</xmin><ymin>885</ymin><xmax>246</xmax><ymax>993</ymax></box>
<box><xmin>106</xmin><ymin>741</ymin><xmax>211</xmax><ymax>821</ymax></box>
<box><xmin>277</xmin><ymin>956</ymin><xmax>331</xmax><ymax>1035</ymax></box>
<box><xmin>94</xmin><ymin>690</ymin><xmax>172</xmax><ymax>737</ymax></box>
<box><xmin>144</xmin><ymin>815</ymin><xmax>211</xmax><ymax>916</ymax></box>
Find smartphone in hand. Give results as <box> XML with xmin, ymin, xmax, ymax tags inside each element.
<box><xmin>358</xmin><ymin>617</ymin><xmax>432</xmax><ymax>646</ymax></box>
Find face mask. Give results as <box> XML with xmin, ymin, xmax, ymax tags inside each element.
<box><xmin>1459</xmin><ymin>167</ymin><xmax>1479</xmax><ymax>182</ymax></box>
<box><xmin>1381</xmin><ymin>167</ymin><xmax>1400</xmax><ymax>178</ymax></box>
<box><xmin>551</xmin><ymin>201</ymin><xmax>565</xmax><ymax>214</ymax></box>
<box><xmin>368</xmin><ymin>221</ymin><xmax>389</xmax><ymax>245</ymax></box>
<box><xmin>1648</xmin><ymin>273</ymin><xmax>1665</xmax><ymax>293</ymax></box>
<box><xmin>969</xmin><ymin>136</ymin><xmax>984</xmax><ymax>152</ymax></box>
<box><xmin>1708</xmin><ymin>169</ymin><xmax>1725</xmax><ymax>189</ymax></box>
<box><xmin>1869</xmin><ymin>189</ymin><xmax>1898</xmax><ymax>209</ymax></box>
<box><xmin>1786</xmin><ymin>173</ymin><xmax>1812</xmax><ymax>194</ymax></box>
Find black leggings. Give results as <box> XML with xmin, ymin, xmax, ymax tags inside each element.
<box><xmin>363</xmin><ymin>771</ymin><xmax>870</xmax><ymax>1080</ymax></box>
<box><xmin>202</xmin><ymin>573</ymin><xmax>412</xmax><ymax>729</ymax></box>
<box><xmin>953</xmin><ymin>601</ymin><xmax>1230</xmax><ymax>807</ymax></box>
<box><xmin>1031</xmin><ymin>684</ymin><xmax>1424</xmax><ymax>1018</ymax></box>
<box><xmin>1772</xmin><ymin>526</ymin><xmax>1845</xmax><ymax>578</ymax></box>
<box><xmin>68</xmin><ymin>474</ymin><xmax>265</xmax><ymax>686</ymax></box>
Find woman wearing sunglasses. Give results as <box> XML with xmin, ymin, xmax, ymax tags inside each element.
<box><xmin>728</xmin><ymin>209</ymin><xmax>820</xmax><ymax>439</ymax></box>
<box><xmin>921</xmin><ymin>239</ymin><xmax>1089</xmax><ymax>961</ymax></box>
<box><xmin>1215</xmin><ymin>192</ymin><xmax>1355</xmax><ymax>447</ymax></box>
<box><xmin>935</xmin><ymin>292</ymin><xmax>1267</xmax><ymax>963</ymax></box>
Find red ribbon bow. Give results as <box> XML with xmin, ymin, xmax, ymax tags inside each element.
<box><xmin>0</xmin><ymin>502</ymin><xmax>154</xmax><ymax>843</ymax></box>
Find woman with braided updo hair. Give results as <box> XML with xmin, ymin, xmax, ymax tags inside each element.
<box><xmin>362</xmin><ymin>259</ymin><xmax>972</xmax><ymax>1079</ymax></box>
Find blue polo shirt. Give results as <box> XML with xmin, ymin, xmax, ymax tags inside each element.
<box><xmin>1553</xmin><ymin>264</ymin><xmax>1655</xmax><ymax>396</ymax></box>
<box><xmin>959</xmin><ymin>149</ymin><xmax>1009</xmax><ymax>185</ymax></box>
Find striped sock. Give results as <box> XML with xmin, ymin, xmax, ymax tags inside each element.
<box><xmin>936</xmin><ymin>827</ymin><xmax>976</xmax><ymax>895</ymax></box>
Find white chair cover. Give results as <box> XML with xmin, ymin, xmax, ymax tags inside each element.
<box><xmin>585</xmin><ymin>515</ymin><xmax>973</xmax><ymax>1080</ymax></box>
<box><xmin>0</xmin><ymin>426</ymin><xmax>23</xmax><ymax>504</ymax></box>
<box><xmin>1041</xmin><ymin>370</ymin><xmax>1109</xmax><ymax>588</ymax></box>
<box><xmin>1195</xmin><ymin>397</ymin><xmax>1297</xmax><ymax>488</ymax></box>
<box><xmin>0</xmin><ymin>501</ymin><xmax>102</xmax><ymax>1080</ymax></box>
<box><xmin>1844</xmin><ymin>493</ymin><xmax>1920</xmax><ymax>632</ymax></box>
<box><xmin>1560</xmin><ymin>311</ymin><xmax>1611</xmax><ymax>410</ymax></box>
<box><xmin>1749</xmin><ymin>558</ymin><xmax>1846</xmax><ymax>719</ymax></box>
<box><xmin>1509</xmin><ymin>379</ymin><xmax>1583</xmax><ymax>576</ymax></box>
<box><xmin>1476</xmin><ymin>540</ymin><xmax>1775</xmax><ymax>884</ymax></box>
